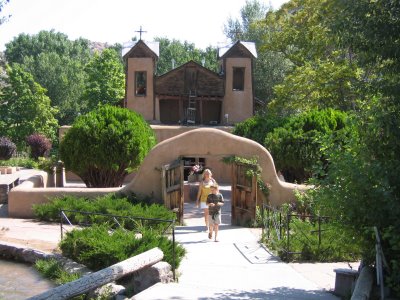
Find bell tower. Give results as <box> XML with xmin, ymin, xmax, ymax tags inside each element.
<box><xmin>123</xmin><ymin>39</ymin><xmax>159</xmax><ymax>121</ymax></box>
<box><xmin>218</xmin><ymin>41</ymin><xmax>257</xmax><ymax>124</ymax></box>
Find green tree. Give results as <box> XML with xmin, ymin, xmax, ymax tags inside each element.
<box><xmin>314</xmin><ymin>0</ymin><xmax>400</xmax><ymax>294</ymax></box>
<box><xmin>224</xmin><ymin>0</ymin><xmax>292</xmax><ymax>104</ymax></box>
<box><xmin>0</xmin><ymin>64</ymin><xmax>58</xmax><ymax>149</ymax></box>
<box><xmin>262</xmin><ymin>0</ymin><xmax>363</xmax><ymax>114</ymax></box>
<box><xmin>81</xmin><ymin>48</ymin><xmax>125</xmax><ymax>111</ymax></box>
<box><xmin>4</xmin><ymin>30</ymin><xmax>91</xmax><ymax>125</ymax></box>
<box><xmin>265</xmin><ymin>108</ymin><xmax>349</xmax><ymax>182</ymax></box>
<box><xmin>59</xmin><ymin>105</ymin><xmax>156</xmax><ymax>188</ymax></box>
<box><xmin>155</xmin><ymin>37</ymin><xmax>218</xmax><ymax>75</ymax></box>
<box><xmin>22</xmin><ymin>52</ymin><xmax>88</xmax><ymax>125</ymax></box>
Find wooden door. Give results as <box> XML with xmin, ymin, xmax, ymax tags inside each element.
<box><xmin>161</xmin><ymin>159</ymin><xmax>184</xmax><ymax>224</ymax></box>
<box><xmin>231</xmin><ymin>162</ymin><xmax>258</xmax><ymax>226</ymax></box>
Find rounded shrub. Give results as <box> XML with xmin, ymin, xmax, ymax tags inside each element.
<box><xmin>26</xmin><ymin>133</ymin><xmax>52</xmax><ymax>160</ymax></box>
<box><xmin>0</xmin><ymin>137</ymin><xmax>17</xmax><ymax>160</ymax></box>
<box><xmin>59</xmin><ymin>105</ymin><xmax>156</xmax><ymax>187</ymax></box>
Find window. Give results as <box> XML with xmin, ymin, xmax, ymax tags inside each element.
<box><xmin>232</xmin><ymin>67</ymin><xmax>245</xmax><ymax>91</ymax></box>
<box><xmin>135</xmin><ymin>71</ymin><xmax>147</xmax><ymax>96</ymax></box>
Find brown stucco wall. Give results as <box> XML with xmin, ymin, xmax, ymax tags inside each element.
<box><xmin>8</xmin><ymin>173</ymin><xmax>120</xmax><ymax>218</ymax></box>
<box><xmin>122</xmin><ymin>128</ymin><xmax>307</xmax><ymax>206</ymax></box>
<box><xmin>223</xmin><ymin>58</ymin><xmax>254</xmax><ymax>124</ymax></box>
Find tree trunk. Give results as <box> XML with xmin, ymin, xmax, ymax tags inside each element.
<box><xmin>28</xmin><ymin>247</ymin><xmax>164</xmax><ymax>300</ymax></box>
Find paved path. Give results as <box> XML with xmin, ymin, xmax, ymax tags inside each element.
<box><xmin>134</xmin><ymin>186</ymin><xmax>342</xmax><ymax>300</ymax></box>
<box><xmin>0</xmin><ymin>185</ymin><xmax>357</xmax><ymax>299</ymax></box>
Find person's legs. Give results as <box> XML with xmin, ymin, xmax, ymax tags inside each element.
<box><xmin>204</xmin><ymin>207</ymin><xmax>209</xmax><ymax>230</ymax></box>
<box><xmin>214</xmin><ymin>224</ymin><xmax>219</xmax><ymax>242</ymax></box>
<box><xmin>208</xmin><ymin>216</ymin><xmax>214</xmax><ymax>239</ymax></box>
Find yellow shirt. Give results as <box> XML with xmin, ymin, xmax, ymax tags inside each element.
<box><xmin>199</xmin><ymin>180</ymin><xmax>215</xmax><ymax>203</ymax></box>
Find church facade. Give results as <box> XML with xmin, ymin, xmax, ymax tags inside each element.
<box><xmin>122</xmin><ymin>40</ymin><xmax>257</xmax><ymax>126</ymax></box>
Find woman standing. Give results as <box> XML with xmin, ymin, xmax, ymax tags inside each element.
<box><xmin>196</xmin><ymin>168</ymin><xmax>217</xmax><ymax>231</ymax></box>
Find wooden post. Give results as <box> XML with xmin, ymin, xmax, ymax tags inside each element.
<box><xmin>28</xmin><ymin>247</ymin><xmax>164</xmax><ymax>300</ymax></box>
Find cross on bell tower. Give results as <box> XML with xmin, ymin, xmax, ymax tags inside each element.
<box><xmin>135</xmin><ymin>26</ymin><xmax>147</xmax><ymax>40</ymax></box>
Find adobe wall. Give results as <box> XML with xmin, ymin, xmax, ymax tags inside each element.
<box><xmin>122</xmin><ymin>128</ymin><xmax>307</xmax><ymax>206</ymax></box>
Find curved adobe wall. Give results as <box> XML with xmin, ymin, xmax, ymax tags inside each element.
<box><xmin>122</xmin><ymin>128</ymin><xmax>306</xmax><ymax>206</ymax></box>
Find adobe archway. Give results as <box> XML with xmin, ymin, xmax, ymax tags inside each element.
<box><xmin>121</xmin><ymin>128</ymin><xmax>306</xmax><ymax>206</ymax></box>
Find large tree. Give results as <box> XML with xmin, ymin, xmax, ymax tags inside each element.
<box><xmin>0</xmin><ymin>64</ymin><xmax>58</xmax><ymax>149</ymax></box>
<box><xmin>224</xmin><ymin>0</ymin><xmax>292</xmax><ymax>104</ymax></box>
<box><xmin>155</xmin><ymin>37</ymin><xmax>218</xmax><ymax>75</ymax></box>
<box><xmin>4</xmin><ymin>30</ymin><xmax>91</xmax><ymax>125</ymax></box>
<box><xmin>262</xmin><ymin>0</ymin><xmax>364</xmax><ymax>115</ymax></box>
<box><xmin>81</xmin><ymin>48</ymin><xmax>125</xmax><ymax>112</ymax></box>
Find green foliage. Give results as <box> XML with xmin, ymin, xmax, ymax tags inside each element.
<box><xmin>155</xmin><ymin>37</ymin><xmax>218</xmax><ymax>75</ymax></box>
<box><xmin>32</xmin><ymin>194</ymin><xmax>176</xmax><ymax>232</ymax></box>
<box><xmin>232</xmin><ymin>113</ymin><xmax>286</xmax><ymax>145</ymax></box>
<box><xmin>5</xmin><ymin>30</ymin><xmax>92</xmax><ymax>125</ymax></box>
<box><xmin>0</xmin><ymin>157</ymin><xmax>38</xmax><ymax>168</ymax></box>
<box><xmin>264</xmin><ymin>108</ymin><xmax>350</xmax><ymax>182</ymax></box>
<box><xmin>59</xmin><ymin>224</ymin><xmax>186</xmax><ymax>271</ymax></box>
<box><xmin>81</xmin><ymin>48</ymin><xmax>125</xmax><ymax>111</ymax></box>
<box><xmin>35</xmin><ymin>259</ymin><xmax>81</xmax><ymax>285</ymax></box>
<box><xmin>59</xmin><ymin>105</ymin><xmax>156</xmax><ymax>187</ymax></box>
<box><xmin>0</xmin><ymin>64</ymin><xmax>59</xmax><ymax>149</ymax></box>
<box><xmin>224</xmin><ymin>0</ymin><xmax>292</xmax><ymax>103</ymax></box>
<box><xmin>263</xmin><ymin>206</ymin><xmax>361</xmax><ymax>262</ymax></box>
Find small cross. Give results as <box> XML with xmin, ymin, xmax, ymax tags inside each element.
<box><xmin>135</xmin><ymin>26</ymin><xmax>147</xmax><ymax>40</ymax></box>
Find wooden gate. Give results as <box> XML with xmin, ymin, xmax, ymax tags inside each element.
<box><xmin>161</xmin><ymin>159</ymin><xmax>184</xmax><ymax>224</ymax></box>
<box><xmin>231</xmin><ymin>162</ymin><xmax>258</xmax><ymax>226</ymax></box>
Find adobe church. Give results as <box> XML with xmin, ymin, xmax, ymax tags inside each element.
<box><xmin>122</xmin><ymin>39</ymin><xmax>257</xmax><ymax>126</ymax></box>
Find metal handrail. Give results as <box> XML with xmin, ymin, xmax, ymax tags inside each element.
<box><xmin>59</xmin><ymin>209</ymin><xmax>177</xmax><ymax>280</ymax></box>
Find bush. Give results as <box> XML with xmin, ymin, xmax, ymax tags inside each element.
<box><xmin>264</xmin><ymin>109</ymin><xmax>351</xmax><ymax>182</ymax></box>
<box><xmin>0</xmin><ymin>157</ymin><xmax>40</xmax><ymax>169</ymax></box>
<box><xmin>33</xmin><ymin>194</ymin><xmax>176</xmax><ymax>232</ymax></box>
<box><xmin>59</xmin><ymin>105</ymin><xmax>156</xmax><ymax>187</ymax></box>
<box><xmin>0</xmin><ymin>137</ymin><xmax>16</xmax><ymax>160</ymax></box>
<box><xmin>26</xmin><ymin>133</ymin><xmax>52</xmax><ymax>160</ymax></box>
<box><xmin>233</xmin><ymin>113</ymin><xmax>286</xmax><ymax>145</ymax></box>
<box><xmin>35</xmin><ymin>259</ymin><xmax>81</xmax><ymax>285</ymax></box>
<box><xmin>59</xmin><ymin>224</ymin><xmax>186</xmax><ymax>271</ymax></box>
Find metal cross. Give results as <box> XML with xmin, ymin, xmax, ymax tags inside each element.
<box><xmin>135</xmin><ymin>26</ymin><xmax>147</xmax><ymax>40</ymax></box>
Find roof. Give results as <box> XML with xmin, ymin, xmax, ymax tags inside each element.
<box><xmin>218</xmin><ymin>41</ymin><xmax>258</xmax><ymax>59</ymax></box>
<box><xmin>122</xmin><ymin>40</ymin><xmax>160</xmax><ymax>59</ymax></box>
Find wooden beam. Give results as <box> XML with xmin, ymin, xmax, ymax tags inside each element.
<box><xmin>28</xmin><ymin>248</ymin><xmax>164</xmax><ymax>300</ymax></box>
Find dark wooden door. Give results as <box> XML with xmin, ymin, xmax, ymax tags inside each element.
<box><xmin>231</xmin><ymin>162</ymin><xmax>258</xmax><ymax>226</ymax></box>
<box><xmin>161</xmin><ymin>159</ymin><xmax>184</xmax><ymax>224</ymax></box>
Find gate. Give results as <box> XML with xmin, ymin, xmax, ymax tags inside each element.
<box><xmin>231</xmin><ymin>162</ymin><xmax>258</xmax><ymax>226</ymax></box>
<box><xmin>161</xmin><ymin>159</ymin><xmax>184</xmax><ymax>224</ymax></box>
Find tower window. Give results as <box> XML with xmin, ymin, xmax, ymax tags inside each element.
<box><xmin>232</xmin><ymin>67</ymin><xmax>245</xmax><ymax>91</ymax></box>
<box><xmin>135</xmin><ymin>71</ymin><xmax>147</xmax><ymax>96</ymax></box>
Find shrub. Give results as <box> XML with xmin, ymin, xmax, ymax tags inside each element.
<box><xmin>35</xmin><ymin>259</ymin><xmax>81</xmax><ymax>285</ymax></box>
<box><xmin>59</xmin><ymin>224</ymin><xmax>186</xmax><ymax>271</ymax></box>
<box><xmin>59</xmin><ymin>105</ymin><xmax>156</xmax><ymax>187</ymax></box>
<box><xmin>33</xmin><ymin>194</ymin><xmax>176</xmax><ymax>232</ymax></box>
<box><xmin>264</xmin><ymin>108</ymin><xmax>351</xmax><ymax>182</ymax></box>
<box><xmin>26</xmin><ymin>133</ymin><xmax>52</xmax><ymax>160</ymax></box>
<box><xmin>0</xmin><ymin>137</ymin><xmax>16</xmax><ymax>160</ymax></box>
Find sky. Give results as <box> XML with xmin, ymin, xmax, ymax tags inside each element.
<box><xmin>0</xmin><ymin>0</ymin><xmax>289</xmax><ymax>52</ymax></box>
